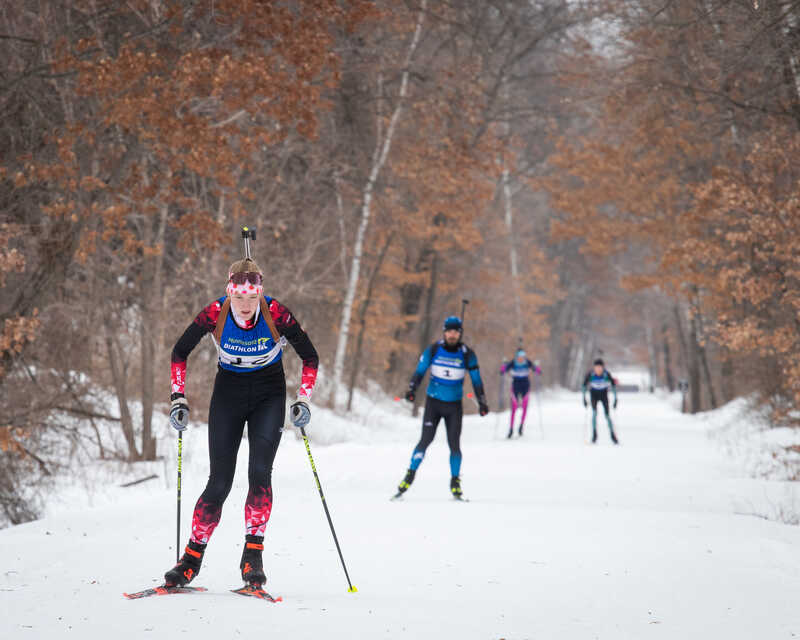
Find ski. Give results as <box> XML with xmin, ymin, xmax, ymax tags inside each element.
<box><xmin>123</xmin><ymin>585</ymin><xmax>207</xmax><ymax>599</ymax></box>
<box><xmin>392</xmin><ymin>494</ymin><xmax>468</xmax><ymax>502</ymax></box>
<box><xmin>231</xmin><ymin>584</ymin><xmax>282</xmax><ymax>602</ymax></box>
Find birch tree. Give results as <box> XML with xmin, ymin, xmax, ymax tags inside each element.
<box><xmin>499</xmin><ymin>87</ymin><xmax>523</xmax><ymax>339</ymax></box>
<box><xmin>329</xmin><ymin>1</ymin><xmax>427</xmax><ymax>408</ymax></box>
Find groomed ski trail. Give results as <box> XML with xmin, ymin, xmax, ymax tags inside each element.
<box><xmin>1</xmin><ymin>391</ymin><xmax>799</xmax><ymax>639</ymax></box>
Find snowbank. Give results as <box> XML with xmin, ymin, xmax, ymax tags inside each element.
<box><xmin>702</xmin><ymin>397</ymin><xmax>800</xmax><ymax>482</ymax></box>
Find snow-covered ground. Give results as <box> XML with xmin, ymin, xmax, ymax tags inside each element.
<box><xmin>2</xmin><ymin>390</ymin><xmax>799</xmax><ymax>639</ymax></box>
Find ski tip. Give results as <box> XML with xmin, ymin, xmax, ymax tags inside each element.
<box><xmin>122</xmin><ymin>585</ymin><xmax>207</xmax><ymax>599</ymax></box>
<box><xmin>348</xmin><ymin>585</ymin><xmax>358</xmax><ymax>593</ymax></box>
<box><xmin>232</xmin><ymin>585</ymin><xmax>282</xmax><ymax>602</ymax></box>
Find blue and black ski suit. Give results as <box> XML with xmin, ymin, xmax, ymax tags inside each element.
<box><xmin>406</xmin><ymin>340</ymin><xmax>487</xmax><ymax>477</ymax></box>
<box><xmin>582</xmin><ymin>369</ymin><xmax>618</xmax><ymax>441</ymax></box>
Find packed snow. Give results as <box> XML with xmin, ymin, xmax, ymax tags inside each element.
<box><xmin>2</xmin><ymin>389</ymin><xmax>799</xmax><ymax>639</ymax></box>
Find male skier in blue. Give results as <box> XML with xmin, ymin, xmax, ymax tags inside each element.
<box><xmin>394</xmin><ymin>315</ymin><xmax>488</xmax><ymax>500</ymax></box>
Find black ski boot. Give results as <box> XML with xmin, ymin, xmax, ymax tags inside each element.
<box><xmin>610</xmin><ymin>430</ymin><xmax>619</xmax><ymax>445</ymax></box>
<box><xmin>450</xmin><ymin>476</ymin><xmax>464</xmax><ymax>500</ymax></box>
<box><xmin>240</xmin><ymin>535</ymin><xmax>266</xmax><ymax>587</ymax></box>
<box><xmin>518</xmin><ymin>424</ymin><xmax>524</xmax><ymax>437</ymax></box>
<box><xmin>164</xmin><ymin>539</ymin><xmax>206</xmax><ymax>586</ymax></box>
<box><xmin>591</xmin><ymin>429</ymin><xmax>598</xmax><ymax>444</ymax></box>
<box><xmin>396</xmin><ymin>468</ymin><xmax>416</xmax><ymax>496</ymax></box>
<box><xmin>507</xmin><ymin>428</ymin><xmax>513</xmax><ymax>439</ymax></box>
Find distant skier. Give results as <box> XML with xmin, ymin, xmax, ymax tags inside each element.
<box><xmin>582</xmin><ymin>358</ymin><xmax>618</xmax><ymax>444</ymax></box>
<box><xmin>163</xmin><ymin>257</ymin><xmax>318</xmax><ymax>589</ymax></box>
<box><xmin>394</xmin><ymin>315</ymin><xmax>489</xmax><ymax>500</ymax></box>
<box><xmin>500</xmin><ymin>349</ymin><xmax>542</xmax><ymax>438</ymax></box>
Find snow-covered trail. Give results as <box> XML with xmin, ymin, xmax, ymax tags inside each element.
<box><xmin>2</xmin><ymin>392</ymin><xmax>799</xmax><ymax>639</ymax></box>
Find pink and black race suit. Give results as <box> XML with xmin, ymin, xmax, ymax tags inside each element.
<box><xmin>170</xmin><ymin>295</ymin><xmax>318</xmax><ymax>544</ymax></box>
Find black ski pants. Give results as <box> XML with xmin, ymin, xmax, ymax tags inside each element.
<box><xmin>589</xmin><ymin>388</ymin><xmax>610</xmax><ymax>415</ymax></box>
<box><xmin>409</xmin><ymin>397</ymin><xmax>463</xmax><ymax>475</ymax></box>
<box><xmin>190</xmin><ymin>363</ymin><xmax>285</xmax><ymax>544</ymax></box>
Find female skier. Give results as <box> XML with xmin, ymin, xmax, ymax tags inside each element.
<box><xmin>163</xmin><ymin>257</ymin><xmax>318</xmax><ymax>589</ymax></box>
<box><xmin>500</xmin><ymin>348</ymin><xmax>542</xmax><ymax>438</ymax></box>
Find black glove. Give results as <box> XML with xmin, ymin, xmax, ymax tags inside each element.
<box><xmin>290</xmin><ymin>400</ymin><xmax>311</xmax><ymax>428</ymax></box>
<box><xmin>583</xmin><ymin>397</ymin><xmax>588</xmax><ymax>408</ymax></box>
<box><xmin>613</xmin><ymin>397</ymin><xmax>618</xmax><ymax>409</ymax></box>
<box><xmin>169</xmin><ymin>393</ymin><xmax>189</xmax><ymax>432</ymax></box>
<box><xmin>404</xmin><ymin>382</ymin><xmax>416</xmax><ymax>403</ymax></box>
<box><xmin>477</xmin><ymin>393</ymin><xmax>489</xmax><ymax>416</ymax></box>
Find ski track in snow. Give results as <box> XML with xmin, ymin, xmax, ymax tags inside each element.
<box><xmin>1</xmin><ymin>391</ymin><xmax>799</xmax><ymax>639</ymax></box>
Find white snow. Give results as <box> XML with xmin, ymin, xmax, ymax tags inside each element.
<box><xmin>2</xmin><ymin>390</ymin><xmax>799</xmax><ymax>639</ymax></box>
<box><xmin>612</xmin><ymin>367</ymin><xmax>651</xmax><ymax>391</ymax></box>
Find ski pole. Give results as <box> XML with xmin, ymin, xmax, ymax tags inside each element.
<box><xmin>534</xmin><ymin>375</ymin><xmax>544</xmax><ymax>439</ymax></box>
<box><xmin>465</xmin><ymin>391</ymin><xmax>479</xmax><ymax>409</ymax></box>
<box><xmin>176</xmin><ymin>431</ymin><xmax>182</xmax><ymax>562</ymax></box>
<box><xmin>300</xmin><ymin>426</ymin><xmax>357</xmax><ymax>593</ymax></box>
<box><xmin>494</xmin><ymin>372</ymin><xmax>502</xmax><ymax>439</ymax></box>
<box><xmin>583</xmin><ymin>404</ymin><xmax>589</xmax><ymax>444</ymax></box>
<box><xmin>460</xmin><ymin>298</ymin><xmax>469</xmax><ymax>326</ymax></box>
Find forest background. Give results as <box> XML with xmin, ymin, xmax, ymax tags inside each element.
<box><xmin>2</xmin><ymin>0</ymin><xmax>800</xmax><ymax>525</ymax></box>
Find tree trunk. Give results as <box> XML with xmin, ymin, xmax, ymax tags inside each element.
<box><xmin>569</xmin><ymin>335</ymin><xmax>589</xmax><ymax>391</ymax></box>
<box><xmin>501</xmin><ymin>157</ymin><xmax>523</xmax><ymax>339</ymax></box>
<box><xmin>550</xmin><ymin>297</ymin><xmax>577</xmax><ymax>387</ymax></box>
<box><xmin>556</xmin><ymin>335</ymin><xmax>572</xmax><ymax>388</ymax></box>
<box><xmin>690</xmin><ymin>290</ymin><xmax>718</xmax><ymax>410</ymax></box>
<box><xmin>346</xmin><ymin>233</ymin><xmax>393</xmax><ymax>412</ymax></box>
<box><xmin>499</xmin><ymin>73</ymin><xmax>524</xmax><ymax>339</ymax></box>
<box><xmin>329</xmin><ymin>0</ymin><xmax>427</xmax><ymax>409</ymax></box>
<box><xmin>686</xmin><ymin>310</ymin><xmax>702</xmax><ymax>414</ymax></box>
<box><xmin>139</xmin><ymin>315</ymin><xmax>156</xmax><ymax>457</ymax></box>
<box><xmin>673</xmin><ymin>303</ymin><xmax>689</xmax><ymax>371</ymax></box>
<box><xmin>105</xmin><ymin>332</ymin><xmax>139</xmax><ymax>460</ymax></box>
<box><xmin>412</xmin><ymin>249</ymin><xmax>439</xmax><ymax>418</ymax></box>
<box><xmin>136</xmin><ymin>163</ymin><xmax>169</xmax><ymax>461</ymax></box>
<box><xmin>697</xmin><ymin>337</ymin><xmax>718</xmax><ymax>410</ymax></box>
<box><xmin>334</xmin><ymin>168</ymin><xmax>350</xmax><ymax>287</ymax></box>
<box><xmin>720</xmin><ymin>355</ymin><xmax>735</xmax><ymax>403</ymax></box>
<box><xmin>418</xmin><ymin>250</ymin><xmax>439</xmax><ymax>355</ymax></box>
<box><xmin>661</xmin><ymin>322</ymin><xmax>675</xmax><ymax>392</ymax></box>
<box><xmin>766</xmin><ymin>0</ymin><xmax>800</xmax><ymax>130</ymax></box>
<box><xmin>645</xmin><ymin>324</ymin><xmax>658</xmax><ymax>392</ymax></box>
<box><xmin>139</xmin><ymin>200</ymin><xmax>168</xmax><ymax>460</ymax></box>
